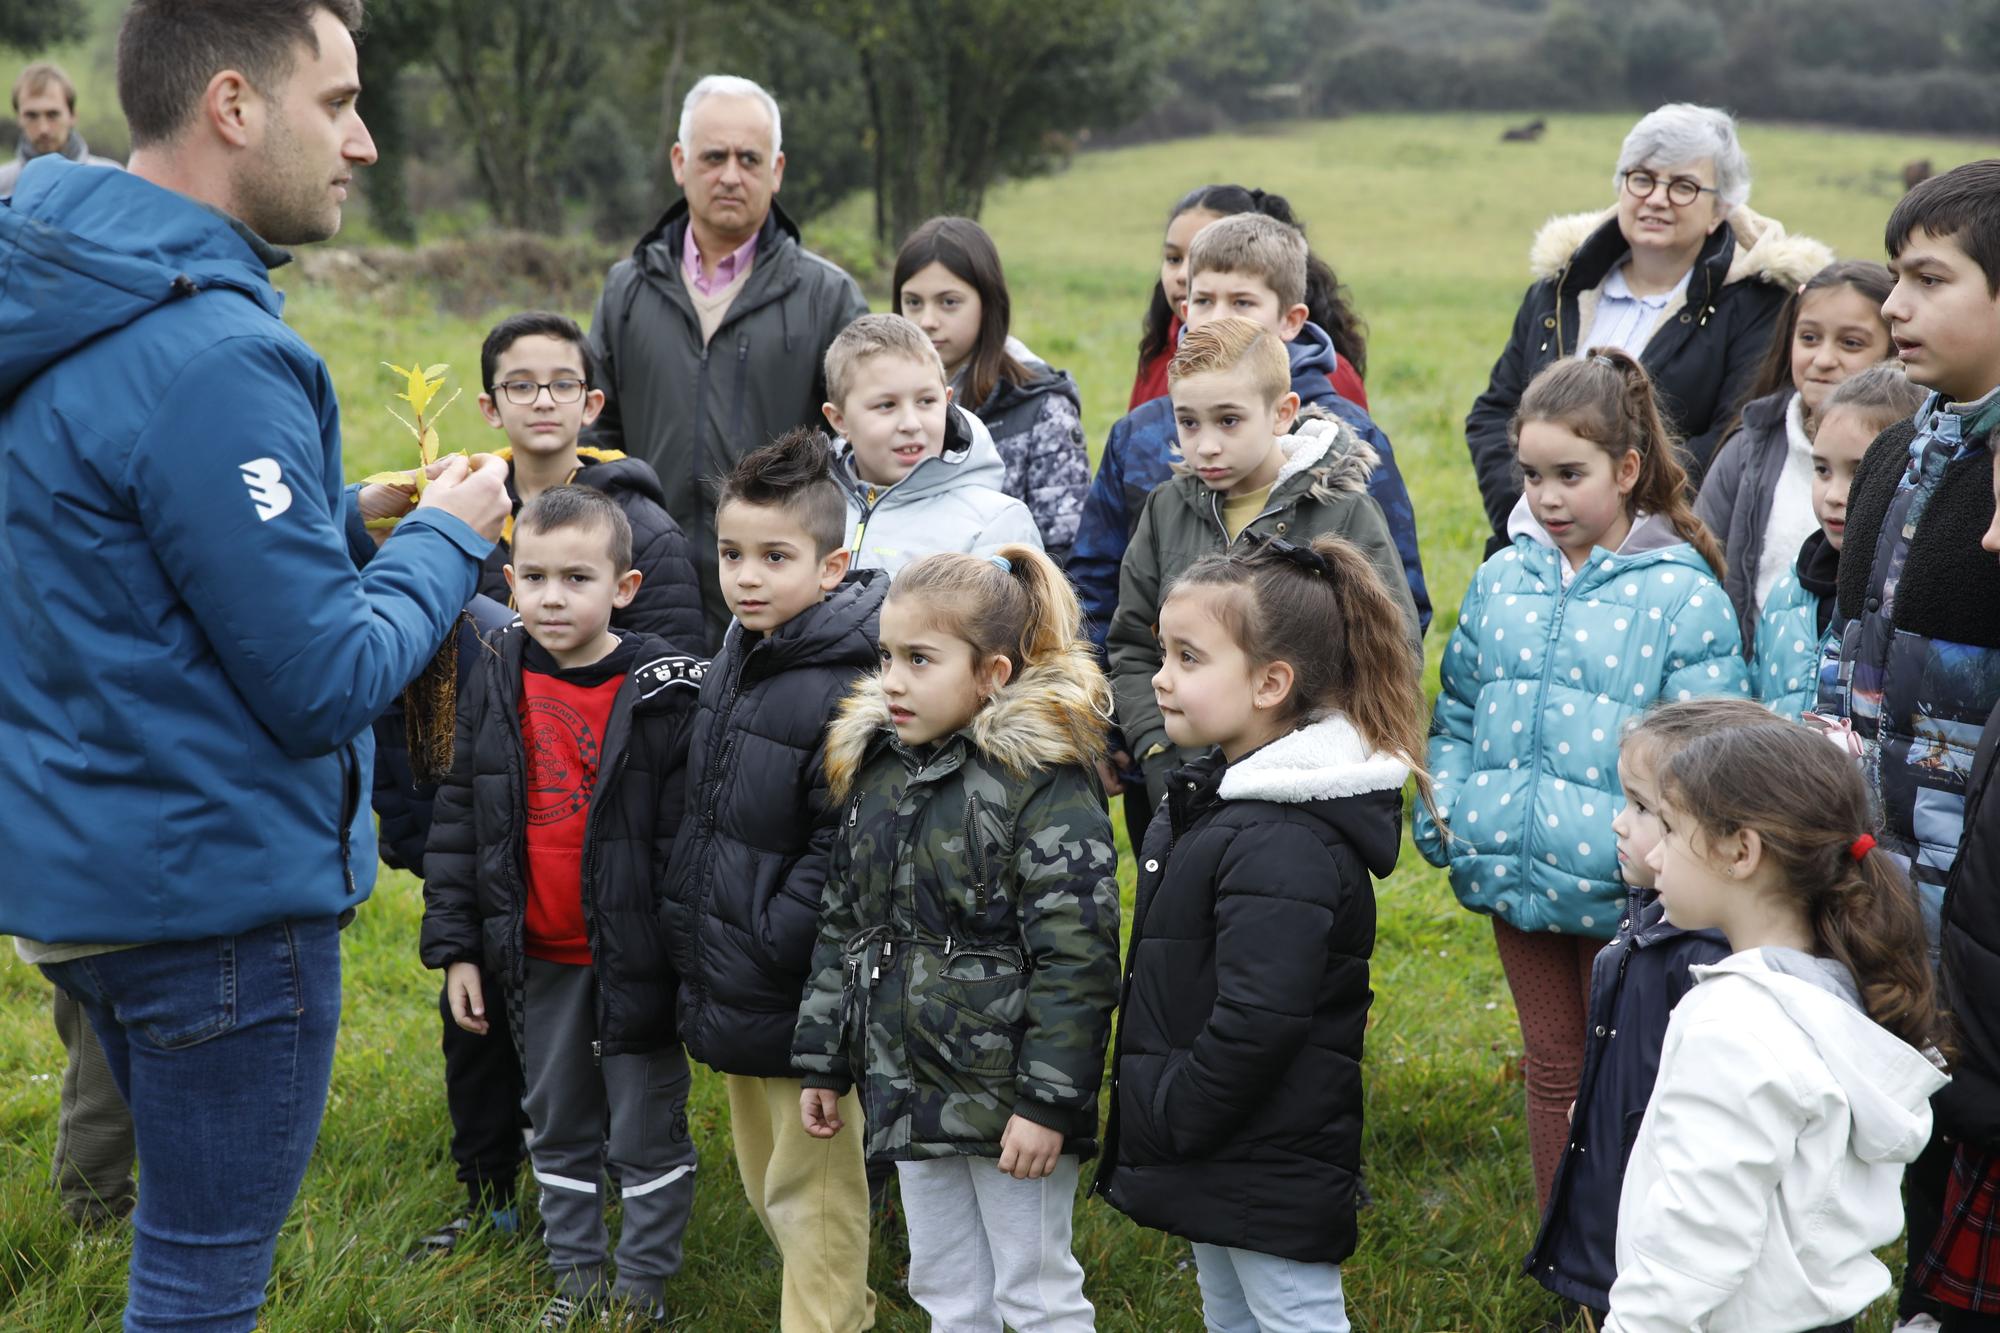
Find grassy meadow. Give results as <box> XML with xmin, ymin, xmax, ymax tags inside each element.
<box><xmin>2</xmin><ymin>112</ymin><xmax>1996</xmax><ymax>1330</ymax></box>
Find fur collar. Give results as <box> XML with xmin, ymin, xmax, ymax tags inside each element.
<box><xmin>1528</xmin><ymin>205</ymin><xmax>1831</xmax><ymax>290</ymax></box>
<box><xmin>1218</xmin><ymin>713</ymin><xmax>1409</xmax><ymax>803</ymax></box>
<box><xmin>825</xmin><ymin>641</ymin><xmax>1111</xmax><ymax>800</ymax></box>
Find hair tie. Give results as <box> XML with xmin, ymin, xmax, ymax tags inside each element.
<box><xmin>1590</xmin><ymin>353</ymin><xmax>1617</xmax><ymax>369</ymax></box>
<box><xmin>988</xmin><ymin>555</ymin><xmax>1012</xmax><ymax>573</ymax></box>
<box><xmin>1244</xmin><ymin>533</ymin><xmax>1334</xmax><ymax>582</ymax></box>
<box><xmin>1849</xmin><ymin>832</ymin><xmax>1876</xmax><ymax>862</ymax></box>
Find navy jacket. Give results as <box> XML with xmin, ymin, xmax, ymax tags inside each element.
<box><xmin>0</xmin><ymin>158</ymin><xmax>490</xmax><ymax>944</ymax></box>
<box><xmin>1070</xmin><ymin>320</ymin><xmax>1429</xmax><ymax>646</ymax></box>
<box><xmin>1938</xmin><ymin>695</ymin><xmax>2000</xmax><ymax>1151</ymax></box>
<box><xmin>1524</xmin><ymin>885</ymin><xmax>1728</xmax><ymax>1307</ymax></box>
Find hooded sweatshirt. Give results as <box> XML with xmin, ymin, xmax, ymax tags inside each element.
<box><xmin>1606</xmin><ymin>949</ymin><xmax>1947</xmax><ymax>1332</ymax></box>
<box><xmin>831</xmin><ymin>401</ymin><xmax>1044</xmax><ymax>577</ymax></box>
<box><xmin>0</xmin><ymin>157</ymin><xmax>490</xmax><ymax>946</ymax></box>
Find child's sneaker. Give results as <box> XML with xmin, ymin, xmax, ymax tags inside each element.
<box><xmin>537</xmin><ymin>1293</ymin><xmax>599</xmax><ymax>1329</ymax></box>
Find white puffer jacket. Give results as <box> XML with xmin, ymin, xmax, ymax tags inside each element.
<box><xmin>1606</xmin><ymin>949</ymin><xmax>1947</xmax><ymax>1332</ymax></box>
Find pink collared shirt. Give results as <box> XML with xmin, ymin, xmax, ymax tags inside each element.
<box><xmin>683</xmin><ymin>225</ymin><xmax>757</xmax><ymax>297</ymax></box>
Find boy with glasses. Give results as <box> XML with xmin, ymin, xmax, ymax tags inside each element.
<box><xmin>479</xmin><ymin>312</ymin><xmax>705</xmax><ymax>652</ymax></box>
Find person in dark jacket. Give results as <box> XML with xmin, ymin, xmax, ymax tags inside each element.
<box><xmin>475</xmin><ymin>310</ymin><xmax>704</xmax><ymax>652</ymax></box>
<box><xmin>1694</xmin><ymin>261</ymin><xmax>1894</xmax><ymax>652</ymax></box>
<box><xmin>661</xmin><ymin>431</ymin><xmax>884</xmax><ymax>1332</ymax></box>
<box><xmin>370</xmin><ymin>594</ymin><xmax>536</xmax><ymax>1258</ymax></box>
<box><xmin>894</xmin><ymin>216</ymin><xmax>1091</xmax><ymax>565</ymax></box>
<box><xmin>1524</xmin><ymin>699</ymin><xmax>1778</xmax><ymax>1319</ymax></box>
<box><xmin>1097</xmin><ymin>533</ymin><xmax>1429</xmax><ymax>1332</ymax></box>
<box><xmin>419</xmin><ymin>489</ymin><xmax>704</xmax><ymax>1325</ymax></box>
<box><xmin>583</xmin><ymin>75</ymin><xmax>870</xmax><ymax>650</ymax></box>
<box><xmin>1465</xmin><ymin>104</ymin><xmax>1830</xmax><ymax>552</ymax></box>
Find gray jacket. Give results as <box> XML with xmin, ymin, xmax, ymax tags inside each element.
<box><xmin>832</xmin><ymin>403</ymin><xmax>1044</xmax><ymax>577</ymax></box>
<box><xmin>584</xmin><ymin>199</ymin><xmax>869</xmax><ymax>649</ymax></box>
<box><xmin>0</xmin><ymin>130</ymin><xmax>120</xmax><ymax>198</ymax></box>
<box><xmin>1693</xmin><ymin>389</ymin><xmax>1793</xmax><ymax>655</ymax></box>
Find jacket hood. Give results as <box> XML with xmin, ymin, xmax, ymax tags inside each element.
<box><xmin>631</xmin><ymin>195</ymin><xmax>803</xmax><ymax>275</ymax></box>
<box><xmin>973</xmin><ymin>358</ymin><xmax>1082</xmax><ymax>418</ymax></box>
<box><xmin>1217</xmin><ymin>713</ymin><xmax>1406</xmax><ymax>876</ymax></box>
<box><xmin>569</xmin><ymin>448</ymin><xmax>666</xmax><ymax>508</ymax></box>
<box><xmin>1528</xmin><ymin>206</ymin><xmax>1832</xmax><ymax>292</ymax></box>
<box><xmin>825</xmin><ymin>640</ymin><xmax>1111</xmax><ymax>800</ymax></box>
<box><xmin>834</xmin><ymin>403</ymin><xmax>1008</xmax><ymax>503</ymax></box>
<box><xmin>1694</xmin><ymin>950</ymin><xmax>1948</xmax><ymax>1164</ymax></box>
<box><xmin>730</xmin><ymin>566</ymin><xmax>886</xmax><ymax>675</ymax></box>
<box><xmin>1286</xmin><ymin>320</ymin><xmax>1340</xmax><ymax>391</ymax></box>
<box><xmin>1507</xmin><ymin>502</ymin><xmax>1686</xmax><ymax>563</ymax></box>
<box><xmin>0</xmin><ymin>159</ymin><xmax>281</xmax><ymax>399</ymax></box>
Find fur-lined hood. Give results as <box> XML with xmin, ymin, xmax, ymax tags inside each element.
<box><xmin>1528</xmin><ymin>205</ymin><xmax>1832</xmax><ymax>291</ymax></box>
<box><xmin>1219</xmin><ymin>713</ymin><xmax>1409</xmax><ymax>804</ymax></box>
<box><xmin>1171</xmin><ymin>406</ymin><xmax>1378</xmax><ymax>507</ymax></box>
<box><xmin>826</xmin><ymin>641</ymin><xmax>1111</xmax><ymax>800</ymax></box>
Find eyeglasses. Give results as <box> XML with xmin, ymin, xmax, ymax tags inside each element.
<box><xmin>1621</xmin><ymin>170</ymin><xmax>1717</xmax><ymax>208</ymax></box>
<box><xmin>495</xmin><ymin>378</ymin><xmax>587</xmax><ymax>406</ymax></box>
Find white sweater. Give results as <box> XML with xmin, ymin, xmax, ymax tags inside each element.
<box><xmin>1606</xmin><ymin>949</ymin><xmax>1947</xmax><ymax>1332</ymax></box>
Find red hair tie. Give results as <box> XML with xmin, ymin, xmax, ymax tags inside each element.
<box><xmin>1849</xmin><ymin>833</ymin><xmax>1876</xmax><ymax>862</ymax></box>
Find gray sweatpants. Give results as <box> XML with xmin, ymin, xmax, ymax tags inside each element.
<box><xmin>52</xmin><ymin>985</ymin><xmax>135</xmax><ymax>1223</ymax></box>
<box><xmin>522</xmin><ymin>959</ymin><xmax>696</xmax><ymax>1306</ymax></box>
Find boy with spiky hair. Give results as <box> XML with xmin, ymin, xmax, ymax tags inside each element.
<box><xmin>662</xmin><ymin>428</ymin><xmax>885</xmax><ymax>1330</ymax></box>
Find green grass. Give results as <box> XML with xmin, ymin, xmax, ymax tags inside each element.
<box><xmin>5</xmin><ymin>111</ymin><xmax>1997</xmax><ymax>1330</ymax></box>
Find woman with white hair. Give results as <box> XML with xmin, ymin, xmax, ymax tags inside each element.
<box><xmin>1464</xmin><ymin>104</ymin><xmax>1832</xmax><ymax>553</ymax></box>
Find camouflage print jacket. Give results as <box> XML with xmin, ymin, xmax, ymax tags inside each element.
<box><xmin>792</xmin><ymin>644</ymin><xmax>1121</xmax><ymax>1161</ymax></box>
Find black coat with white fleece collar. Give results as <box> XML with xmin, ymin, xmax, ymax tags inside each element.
<box><xmin>1095</xmin><ymin>713</ymin><xmax>1404</xmax><ymax>1264</ymax></box>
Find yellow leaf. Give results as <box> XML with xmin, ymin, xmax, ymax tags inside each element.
<box><xmin>420</xmin><ymin>426</ymin><xmax>440</xmax><ymax>465</ymax></box>
<box><xmin>358</xmin><ymin>469</ymin><xmax>417</xmax><ymax>488</ymax></box>
<box><xmin>423</xmin><ymin>363</ymin><xmax>450</xmax><ymax>381</ymax></box>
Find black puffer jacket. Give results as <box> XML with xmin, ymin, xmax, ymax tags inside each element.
<box><xmin>663</xmin><ymin>570</ymin><xmax>886</xmax><ymax>1077</ymax></box>
<box><xmin>1466</xmin><ymin>208</ymin><xmax>1828</xmax><ymax>549</ymax></box>
<box><xmin>1095</xmin><ymin>715</ymin><xmax>1403</xmax><ymax>1264</ymax></box>
<box><xmin>477</xmin><ymin>448</ymin><xmax>705</xmax><ymax>654</ymax></box>
<box><xmin>1524</xmin><ymin>884</ymin><xmax>1729</xmax><ymax>1308</ymax></box>
<box><xmin>419</xmin><ymin>626</ymin><xmax>704</xmax><ymax>1055</ymax></box>
<box><xmin>1938</xmin><ymin>696</ymin><xmax>2000</xmax><ymax>1151</ymax></box>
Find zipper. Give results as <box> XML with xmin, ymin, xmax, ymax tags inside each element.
<box><xmin>1206</xmin><ymin>489</ymin><xmax>1285</xmax><ymax>548</ymax></box>
<box><xmin>965</xmin><ymin>796</ymin><xmax>988</xmax><ymax>915</ymax></box>
<box><xmin>336</xmin><ymin>742</ymin><xmax>359</xmax><ymax>894</ymax></box>
<box><xmin>1520</xmin><ymin>560</ymin><xmax>1580</xmax><ymax>863</ymax></box>
<box><xmin>728</xmin><ymin>334</ymin><xmax>751</xmax><ymax>443</ymax></box>
<box><xmin>580</xmin><ymin>744</ymin><xmax>631</xmax><ymax>1067</ymax></box>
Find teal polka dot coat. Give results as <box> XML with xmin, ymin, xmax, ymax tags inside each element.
<box><xmin>1751</xmin><ymin>565</ymin><xmax>1828</xmax><ymax>723</ymax></box>
<box><xmin>1413</xmin><ymin>515</ymin><xmax>1751</xmax><ymax>939</ymax></box>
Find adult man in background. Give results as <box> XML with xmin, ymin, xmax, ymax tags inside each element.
<box><xmin>585</xmin><ymin>73</ymin><xmax>868</xmax><ymax>648</ymax></box>
<box><xmin>0</xmin><ymin>62</ymin><xmax>121</xmax><ymax>197</ymax></box>
<box><xmin>0</xmin><ymin>2</ymin><xmax>509</xmax><ymax>1327</ymax></box>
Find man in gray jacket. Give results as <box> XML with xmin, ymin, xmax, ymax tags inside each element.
<box><xmin>584</xmin><ymin>73</ymin><xmax>868</xmax><ymax>649</ymax></box>
<box><xmin>0</xmin><ymin>63</ymin><xmax>121</xmax><ymax>198</ymax></box>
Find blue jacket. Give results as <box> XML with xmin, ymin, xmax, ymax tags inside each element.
<box><xmin>1414</xmin><ymin>507</ymin><xmax>1750</xmax><ymax>938</ymax></box>
<box><xmin>1524</xmin><ymin>884</ymin><xmax>1729</xmax><ymax>1307</ymax></box>
<box><xmin>1070</xmin><ymin>320</ymin><xmax>1428</xmax><ymax>647</ymax></box>
<box><xmin>1752</xmin><ymin>566</ymin><xmax>1826</xmax><ymax>723</ymax></box>
<box><xmin>0</xmin><ymin>158</ymin><xmax>491</xmax><ymax>944</ymax></box>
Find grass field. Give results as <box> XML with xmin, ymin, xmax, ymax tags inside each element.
<box><xmin>3</xmin><ymin>111</ymin><xmax>1997</xmax><ymax>1331</ymax></box>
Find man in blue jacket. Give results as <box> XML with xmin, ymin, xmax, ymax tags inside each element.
<box><xmin>0</xmin><ymin>2</ymin><xmax>510</xmax><ymax>1327</ymax></box>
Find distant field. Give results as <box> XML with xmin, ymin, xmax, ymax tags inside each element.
<box><xmin>2</xmin><ymin>112</ymin><xmax>1993</xmax><ymax>1330</ymax></box>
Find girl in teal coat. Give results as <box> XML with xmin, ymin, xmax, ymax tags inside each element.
<box><xmin>1414</xmin><ymin>349</ymin><xmax>1749</xmax><ymax>1208</ymax></box>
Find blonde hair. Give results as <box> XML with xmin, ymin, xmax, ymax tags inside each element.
<box><xmin>1168</xmin><ymin>315</ymin><xmax>1291</xmax><ymax>407</ymax></box>
<box><xmin>823</xmin><ymin>313</ymin><xmax>945</xmax><ymax>409</ymax></box>
<box><xmin>1187</xmin><ymin>211</ymin><xmax>1309</xmax><ymax>310</ymax></box>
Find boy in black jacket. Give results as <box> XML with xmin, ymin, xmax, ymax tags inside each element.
<box><xmin>421</xmin><ymin>487</ymin><xmax>703</xmax><ymax>1326</ymax></box>
<box><xmin>476</xmin><ymin>311</ymin><xmax>705</xmax><ymax>652</ymax></box>
<box><xmin>661</xmin><ymin>429</ymin><xmax>884</xmax><ymax>1332</ymax></box>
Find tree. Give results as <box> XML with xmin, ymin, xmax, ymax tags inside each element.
<box><xmin>776</xmin><ymin>0</ymin><xmax>1168</xmax><ymax>247</ymax></box>
<box><xmin>0</xmin><ymin>0</ymin><xmax>86</xmax><ymax>51</ymax></box>
<box><xmin>355</xmin><ymin>0</ymin><xmax>433</xmax><ymax>243</ymax></box>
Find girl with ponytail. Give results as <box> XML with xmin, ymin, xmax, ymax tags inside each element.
<box><xmin>1415</xmin><ymin>347</ymin><xmax>1750</xmax><ymax>1211</ymax></box>
<box><xmin>1604</xmin><ymin>716</ymin><xmax>1947</xmax><ymax>1331</ymax></box>
<box><xmin>793</xmin><ymin>543</ymin><xmax>1119</xmax><ymax>1331</ymax></box>
<box><xmin>1095</xmin><ymin>534</ymin><xmax>1427</xmax><ymax>1332</ymax></box>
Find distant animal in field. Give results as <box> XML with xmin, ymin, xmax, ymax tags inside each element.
<box><xmin>1904</xmin><ymin>158</ymin><xmax>1934</xmax><ymax>192</ymax></box>
<box><xmin>1502</xmin><ymin>118</ymin><xmax>1547</xmax><ymax>143</ymax></box>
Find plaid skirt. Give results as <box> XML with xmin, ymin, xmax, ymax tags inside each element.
<box><xmin>1913</xmin><ymin>1143</ymin><xmax>2000</xmax><ymax>1314</ymax></box>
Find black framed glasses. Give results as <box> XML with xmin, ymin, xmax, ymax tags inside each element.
<box><xmin>1621</xmin><ymin>169</ymin><xmax>1717</xmax><ymax>207</ymax></box>
<box><xmin>496</xmin><ymin>377</ymin><xmax>587</xmax><ymax>406</ymax></box>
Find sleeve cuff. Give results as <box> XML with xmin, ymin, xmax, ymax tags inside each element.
<box><xmin>799</xmin><ymin>1072</ymin><xmax>852</xmax><ymax>1096</ymax></box>
<box><xmin>1010</xmin><ymin>1095</ymin><xmax>1087</xmax><ymax>1140</ymax></box>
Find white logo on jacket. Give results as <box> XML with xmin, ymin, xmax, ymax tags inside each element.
<box><xmin>239</xmin><ymin>457</ymin><xmax>292</xmax><ymax>521</ymax></box>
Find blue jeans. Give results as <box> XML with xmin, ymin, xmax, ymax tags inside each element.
<box><xmin>42</xmin><ymin>917</ymin><xmax>342</xmax><ymax>1333</ymax></box>
<box><xmin>1192</xmin><ymin>1243</ymin><xmax>1350</xmax><ymax>1333</ymax></box>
